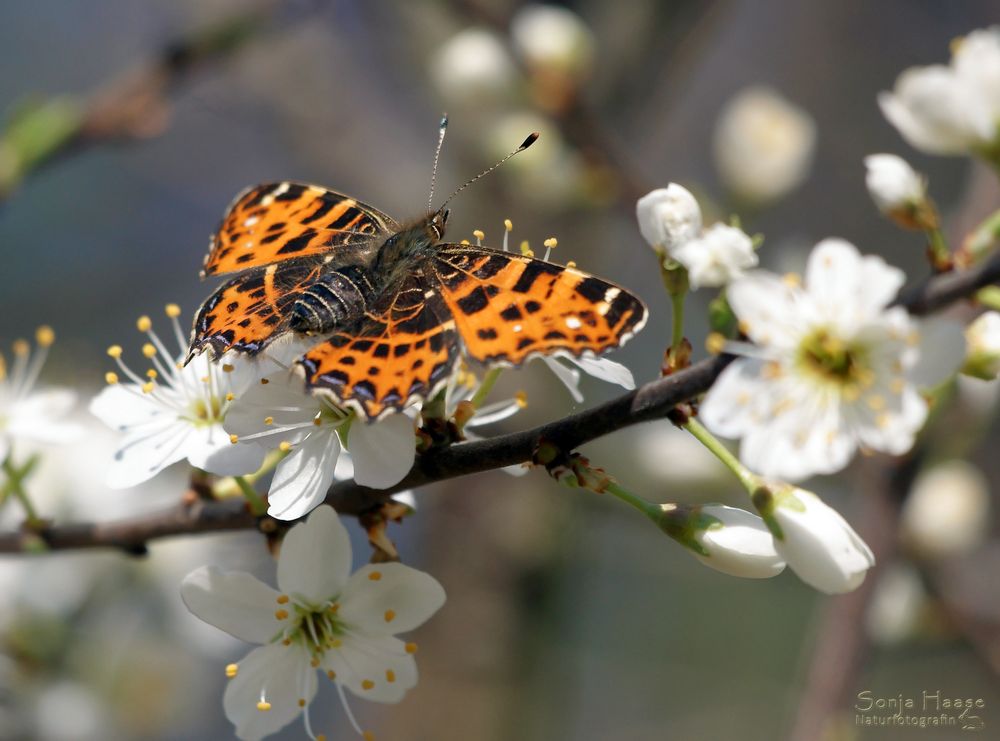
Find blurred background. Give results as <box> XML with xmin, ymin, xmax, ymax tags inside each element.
<box><xmin>1</xmin><ymin>1</ymin><xmax>999</xmax><ymax>739</ymax></box>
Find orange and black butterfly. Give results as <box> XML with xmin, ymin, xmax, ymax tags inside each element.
<box><xmin>188</xmin><ymin>135</ymin><xmax>647</xmax><ymax>420</ymax></box>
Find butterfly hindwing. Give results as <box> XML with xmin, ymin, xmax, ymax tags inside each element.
<box><xmin>430</xmin><ymin>245</ymin><xmax>647</xmax><ymax>365</ymax></box>
<box><xmin>299</xmin><ymin>264</ymin><xmax>461</xmax><ymax>420</ymax></box>
<box><xmin>202</xmin><ymin>182</ymin><xmax>398</xmax><ymax>276</ymax></box>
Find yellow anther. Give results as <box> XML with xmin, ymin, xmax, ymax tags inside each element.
<box><xmin>264</xmin><ymin>416</ymin><xmax>274</xmax><ymax>425</ymax></box>
<box><xmin>519</xmin><ymin>240</ymin><xmax>533</xmax><ymax>257</ymax></box>
<box><xmin>276</xmin><ymin>594</ymin><xmax>289</xmax><ymax>604</ymax></box>
<box><xmin>460</xmin><ymin>239</ymin><xmax>470</xmax><ymax>245</ymax></box>
<box><xmin>282</xmin><ymin>638</ymin><xmax>292</xmax><ymax>646</ymax></box>
<box><xmin>256</xmin><ymin>701</ymin><xmax>271</xmax><ymax>712</ymax></box>
<box><xmin>368</xmin><ymin>571</ymin><xmax>382</xmax><ymax>581</ymax></box>
<box><xmin>311</xmin><ymin>657</ymin><xmax>320</xmax><ymax>668</ymax></box>
<box><xmin>105</xmin><ymin>372</ymin><xmax>119</xmax><ymax>385</ymax></box>
<box><xmin>225</xmin><ymin>392</ymin><xmax>235</xmax><ymax>401</ymax></box>
<box><xmin>141</xmin><ymin>343</ymin><xmax>156</xmax><ymax>359</ymax></box>
<box><xmin>384</xmin><ymin>609</ymin><xmax>396</xmax><ymax>623</ymax></box>
<box><xmin>279</xmin><ymin>441</ymin><xmax>292</xmax><ymax>452</ymax></box>
<box><xmin>781</xmin><ymin>272</ymin><xmax>802</xmax><ymax>288</ymax></box>
<box><xmin>327</xmin><ymin>670</ymin><xmax>337</xmax><ymax>680</ymax></box>
<box><xmin>229</xmin><ymin>434</ymin><xmax>239</xmax><ymax>444</ymax></box>
<box><xmin>566</xmin><ymin>260</ymin><xmax>577</xmax><ymax>269</ymax></box>
<box><xmin>504</xmin><ymin>218</ymin><xmax>513</xmax><ymax>231</ymax></box>
<box><xmin>405</xmin><ymin>642</ymin><xmax>418</xmax><ymax>654</ymax></box>
<box><xmin>13</xmin><ymin>339</ymin><xmax>29</xmax><ymax>356</ymax></box>
<box><xmin>472</xmin><ymin>229</ymin><xmax>485</xmax><ymax>241</ymax></box>
<box><xmin>136</xmin><ymin>316</ymin><xmax>152</xmax><ymax>332</ymax></box>
<box><xmin>165</xmin><ymin>303</ymin><xmax>182</xmax><ymax>318</ymax></box>
<box><xmin>363</xmin><ymin>732</ymin><xmax>375</xmax><ymax>741</ymax></box>
<box><xmin>889</xmin><ymin>378</ymin><xmax>905</xmax><ymax>394</ymax></box>
<box><xmin>842</xmin><ymin>385</ymin><xmax>861</xmax><ymax>402</ymax></box>
<box><xmin>386</xmin><ymin>669</ymin><xmax>396</xmax><ymax>683</ymax></box>
<box><xmin>876</xmin><ymin>413</ymin><xmax>891</xmax><ymax>429</ymax></box>
<box><xmin>737</xmin><ymin>320</ymin><xmax>751</xmax><ymax>335</ymax></box>
<box><xmin>329</xmin><ymin>603</ymin><xmax>339</xmax><ymax>613</ymax></box>
<box><xmin>705</xmin><ymin>332</ymin><xmax>726</xmax><ymax>356</ymax></box>
<box><xmin>543</xmin><ymin>237</ymin><xmax>558</xmax><ymax>249</ymax></box>
<box><xmin>298</xmin><ymin>698</ymin><xmax>306</xmax><ymax>708</ymax></box>
<box><xmin>225</xmin><ymin>663</ymin><xmax>238</xmax><ymax>678</ymax></box>
<box><xmin>35</xmin><ymin>326</ymin><xmax>55</xmax><ymax>347</ymax></box>
<box><xmin>866</xmin><ymin>395</ymin><xmax>886</xmax><ymax>411</ymax></box>
<box><xmin>0</xmin><ymin>354</ymin><xmax>5</xmax><ymax>380</ymax></box>
<box><xmin>200</xmin><ymin>376</ymin><xmax>210</xmax><ymax>384</ymax></box>
<box><xmin>222</xmin><ymin>363</ymin><xmax>234</xmax><ymax>373</ymax></box>
<box><xmin>330</xmin><ymin>638</ymin><xmax>342</xmax><ymax>648</ymax></box>
<box><xmin>260</xmin><ymin>378</ymin><xmax>270</xmax><ymax>385</ymax></box>
<box><xmin>515</xmin><ymin>390</ymin><xmax>528</xmax><ymax>408</ymax></box>
<box><xmin>142</xmin><ymin>381</ymin><xmax>155</xmax><ymax>394</ymax></box>
<box><xmin>313</xmin><ymin>417</ymin><xmax>322</xmax><ymax>426</ymax></box>
<box><xmin>275</xmin><ymin>609</ymin><xmax>289</xmax><ymax>620</ymax></box>
<box><xmin>361</xmin><ymin>680</ymin><xmax>375</xmax><ymax>691</ymax></box>
<box><xmin>145</xmin><ymin>370</ymin><xmax>157</xmax><ymax>381</ymax></box>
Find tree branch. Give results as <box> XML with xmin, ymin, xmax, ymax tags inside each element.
<box><xmin>0</xmin><ymin>228</ymin><xmax>995</xmax><ymax>554</ymax></box>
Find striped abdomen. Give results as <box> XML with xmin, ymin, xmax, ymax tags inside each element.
<box><xmin>290</xmin><ymin>265</ymin><xmax>375</xmax><ymax>334</ymax></box>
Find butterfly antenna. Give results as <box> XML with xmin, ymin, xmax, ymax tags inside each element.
<box><xmin>428</xmin><ymin>114</ymin><xmax>449</xmax><ymax>211</ymax></box>
<box><xmin>438</xmin><ymin>131</ymin><xmax>540</xmax><ymax>211</ymax></box>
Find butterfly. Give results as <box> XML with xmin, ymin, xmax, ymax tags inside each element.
<box><xmin>188</xmin><ymin>165</ymin><xmax>647</xmax><ymax>421</ymax></box>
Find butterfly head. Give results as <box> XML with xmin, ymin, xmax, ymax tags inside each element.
<box><xmin>428</xmin><ymin>208</ymin><xmax>449</xmax><ymax>240</ymax></box>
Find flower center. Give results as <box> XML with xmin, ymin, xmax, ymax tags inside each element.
<box><xmin>797</xmin><ymin>327</ymin><xmax>869</xmax><ymax>386</ymax></box>
<box><xmin>279</xmin><ymin>600</ymin><xmax>346</xmax><ymax>658</ymax></box>
<box><xmin>188</xmin><ymin>396</ymin><xmax>224</xmax><ymax>424</ymax></box>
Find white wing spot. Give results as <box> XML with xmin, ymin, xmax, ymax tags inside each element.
<box><xmin>565</xmin><ymin>316</ymin><xmax>582</xmax><ymax>330</ymax></box>
<box><xmin>272</xmin><ymin>183</ymin><xmax>291</xmax><ymax>197</ymax></box>
<box><xmin>243</xmin><ymin>216</ymin><xmax>259</xmax><ymax>228</ymax></box>
<box><xmin>513</xmin><ymin>324</ymin><xmax>523</xmax><ymax>333</ymax></box>
<box><xmin>603</xmin><ymin>287</ymin><xmax>621</xmax><ymax>303</ymax></box>
<box><xmin>424</xmin><ymin>289</ymin><xmax>436</xmax><ymax>299</ymax></box>
<box><xmin>596</xmin><ymin>302</ymin><xmax>610</xmax><ymax>316</ymax></box>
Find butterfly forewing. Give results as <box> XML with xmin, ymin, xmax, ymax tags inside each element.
<box><xmin>430</xmin><ymin>245</ymin><xmax>648</xmax><ymax>365</ymax></box>
<box><xmin>202</xmin><ymin>182</ymin><xmax>398</xmax><ymax>276</ymax></box>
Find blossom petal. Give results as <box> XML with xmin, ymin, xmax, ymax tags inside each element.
<box><xmin>346</xmin><ymin>413</ymin><xmax>416</xmax><ymax>489</ymax></box>
<box><xmin>185</xmin><ymin>425</ymin><xmax>266</xmax><ymax>477</ymax></box>
<box><xmin>276</xmin><ymin>505</ymin><xmax>352</xmax><ymax>604</ymax></box>
<box><xmin>89</xmin><ymin>384</ymin><xmax>164</xmax><ymax>429</ymax></box>
<box><xmin>568</xmin><ymin>355</ymin><xmax>635</xmax><ymax>389</ymax></box>
<box><xmin>726</xmin><ymin>273</ymin><xmax>804</xmax><ymax>349</ymax></box>
<box><xmin>339</xmin><ymin>562</ymin><xmax>446</xmax><ymax>637</ymax></box>
<box><xmin>805</xmin><ymin>239</ymin><xmax>905</xmax><ymax>327</ymax></box>
<box><xmin>224</xmin><ymin>372</ymin><xmax>318</xmax><ymax>443</ymax></box>
<box><xmin>541</xmin><ymin>357</ymin><xmax>583</xmax><ymax>402</ymax></box>
<box><xmin>223</xmin><ymin>643</ymin><xmax>316</xmax><ymax>741</ymax></box>
<box><xmin>105</xmin><ymin>419</ymin><xmax>191</xmax><ymax>488</ymax></box>
<box><xmin>698</xmin><ymin>359</ymin><xmax>766</xmax><ymax>438</ymax></box>
<box><xmin>180</xmin><ymin>566</ymin><xmax>282</xmax><ymax>644</ymax></box>
<box><xmin>909</xmin><ymin>317</ymin><xmax>965</xmax><ymax>388</ymax></box>
<box><xmin>266</xmin><ymin>431</ymin><xmax>340</xmax><ymax>521</ymax></box>
<box><xmin>323</xmin><ymin>635</ymin><xmax>418</xmax><ymax>704</ymax></box>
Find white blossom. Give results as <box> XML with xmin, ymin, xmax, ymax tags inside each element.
<box><xmin>878</xmin><ymin>27</ymin><xmax>1000</xmax><ymax>157</ymax></box>
<box><xmin>901</xmin><ymin>460</ymin><xmax>990</xmax><ymax>557</ymax></box>
<box><xmin>510</xmin><ymin>4</ymin><xmax>594</xmax><ymax>79</ymax></box>
<box><xmin>757</xmin><ymin>485</ymin><xmax>874</xmax><ymax>594</ymax></box>
<box><xmin>540</xmin><ymin>354</ymin><xmax>635</xmax><ymax>403</ymax></box>
<box><xmin>636</xmin><ymin>185</ymin><xmax>703</xmax><ymax>256</ymax></box>
<box><xmin>701</xmin><ymin>239</ymin><xmax>964</xmax><ymax>480</ymax></box>
<box><xmin>224</xmin><ymin>371</ymin><xmax>415</xmax><ymax>521</ymax></box>
<box><xmin>672</xmin><ymin>504</ymin><xmax>786</xmax><ymax>579</ymax></box>
<box><xmin>181</xmin><ymin>506</ymin><xmax>445</xmax><ymax>741</ymax></box>
<box><xmin>865</xmin><ymin>563</ymin><xmax>927</xmax><ymax>645</ymax></box>
<box><xmin>713</xmin><ymin>86</ymin><xmax>816</xmax><ymax>204</ymax></box>
<box><xmin>430</xmin><ymin>29</ymin><xmax>517</xmax><ymax>102</ymax></box>
<box><xmin>0</xmin><ymin>327</ymin><xmax>82</xmax><ymax>465</ymax></box>
<box><xmin>962</xmin><ymin>311</ymin><xmax>1000</xmax><ymax>379</ymax></box>
<box><xmin>864</xmin><ymin>153</ymin><xmax>927</xmax><ymax>214</ymax></box>
<box><xmin>672</xmin><ymin>223</ymin><xmax>758</xmax><ymax>289</ymax></box>
<box><xmin>90</xmin><ymin>308</ymin><xmax>265</xmax><ymax>488</ymax></box>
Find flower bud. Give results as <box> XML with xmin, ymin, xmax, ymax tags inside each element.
<box><xmin>511</xmin><ymin>5</ymin><xmax>594</xmax><ymax>81</ymax></box>
<box><xmin>864</xmin><ymin>154</ymin><xmax>935</xmax><ymax>229</ymax></box>
<box><xmin>657</xmin><ymin>504</ymin><xmax>785</xmax><ymax>579</ymax></box>
<box><xmin>961</xmin><ymin>311</ymin><xmax>1000</xmax><ymax>380</ymax></box>
<box><xmin>713</xmin><ymin>86</ymin><xmax>816</xmax><ymax>204</ymax></box>
<box><xmin>431</xmin><ymin>29</ymin><xmax>517</xmax><ymax>103</ymax></box>
<box><xmin>636</xmin><ymin>184</ymin><xmax>702</xmax><ymax>255</ymax></box>
<box><xmin>901</xmin><ymin>460</ymin><xmax>990</xmax><ymax>557</ymax></box>
<box><xmin>753</xmin><ymin>485</ymin><xmax>874</xmax><ymax>594</ymax></box>
<box><xmin>671</xmin><ymin>222</ymin><xmax>758</xmax><ymax>289</ymax></box>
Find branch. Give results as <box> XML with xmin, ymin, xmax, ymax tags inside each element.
<box><xmin>0</xmin><ymin>1</ymin><xmax>293</xmax><ymax>200</ymax></box>
<box><xmin>0</xmin><ymin>245</ymin><xmax>995</xmax><ymax>554</ymax></box>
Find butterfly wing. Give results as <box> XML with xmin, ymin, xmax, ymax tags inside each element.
<box><xmin>429</xmin><ymin>245</ymin><xmax>647</xmax><ymax>365</ymax></box>
<box><xmin>202</xmin><ymin>182</ymin><xmax>399</xmax><ymax>276</ymax></box>
<box><xmin>299</xmin><ymin>263</ymin><xmax>461</xmax><ymax>420</ymax></box>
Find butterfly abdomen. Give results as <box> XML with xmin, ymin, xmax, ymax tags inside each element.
<box><xmin>289</xmin><ymin>265</ymin><xmax>376</xmax><ymax>335</ymax></box>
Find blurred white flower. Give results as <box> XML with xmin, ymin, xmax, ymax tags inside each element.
<box><xmin>756</xmin><ymin>485</ymin><xmax>874</xmax><ymax>594</ymax></box>
<box><xmin>901</xmin><ymin>460</ymin><xmax>990</xmax><ymax>557</ymax></box>
<box><xmin>90</xmin><ymin>307</ymin><xmax>265</xmax><ymax>488</ymax></box>
<box><xmin>661</xmin><ymin>504</ymin><xmax>785</xmax><ymax>579</ymax></box>
<box><xmin>181</xmin><ymin>506</ymin><xmax>446</xmax><ymax>741</ymax></box>
<box><xmin>713</xmin><ymin>86</ymin><xmax>816</xmax><ymax>204</ymax></box>
<box><xmin>0</xmin><ymin>327</ymin><xmax>82</xmax><ymax>465</ymax></box>
<box><xmin>636</xmin><ymin>185</ymin><xmax>703</xmax><ymax>256</ymax></box>
<box><xmin>878</xmin><ymin>27</ymin><xmax>1000</xmax><ymax>157</ymax></box>
<box><xmin>224</xmin><ymin>371</ymin><xmax>415</xmax><ymax>520</ymax></box>
<box><xmin>637</xmin><ymin>184</ymin><xmax>757</xmax><ymax>289</ymax></box>
<box><xmin>864</xmin><ymin>153</ymin><xmax>927</xmax><ymax>215</ymax></box>
<box><xmin>540</xmin><ymin>353</ymin><xmax>635</xmax><ymax>403</ymax></box>
<box><xmin>673</xmin><ymin>223</ymin><xmax>758</xmax><ymax>290</ymax></box>
<box><xmin>511</xmin><ymin>4</ymin><xmax>595</xmax><ymax>80</ymax></box>
<box><xmin>701</xmin><ymin>239</ymin><xmax>963</xmax><ymax>480</ymax></box>
<box><xmin>962</xmin><ymin>311</ymin><xmax>1000</xmax><ymax>379</ymax></box>
<box><xmin>866</xmin><ymin>563</ymin><xmax>927</xmax><ymax>645</ymax></box>
<box><xmin>430</xmin><ymin>28</ymin><xmax>517</xmax><ymax>102</ymax></box>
